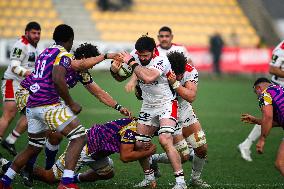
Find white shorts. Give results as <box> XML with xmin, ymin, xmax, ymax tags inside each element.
<box><xmin>15</xmin><ymin>85</ymin><xmax>29</xmax><ymax>112</ymax></box>
<box><xmin>138</xmin><ymin>100</ymin><xmax>178</xmax><ymax>127</ymax></box>
<box><xmin>53</xmin><ymin>145</ymin><xmax>113</xmax><ymax>180</ymax></box>
<box><xmin>26</xmin><ymin>103</ymin><xmax>77</xmax><ymax>134</ymax></box>
<box><xmin>173</xmin><ymin>103</ymin><xmax>198</xmax><ymax>136</ymax></box>
<box><xmin>1</xmin><ymin>79</ymin><xmax>20</xmax><ymax>101</ymax></box>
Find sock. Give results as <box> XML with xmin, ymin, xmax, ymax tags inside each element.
<box><xmin>151</xmin><ymin>153</ymin><xmax>170</xmax><ymax>164</ymax></box>
<box><xmin>73</xmin><ymin>173</ymin><xmax>81</xmax><ymax>183</ymax></box>
<box><xmin>1</xmin><ymin>168</ymin><xmax>16</xmax><ymax>186</ymax></box>
<box><xmin>62</xmin><ymin>169</ymin><xmax>74</xmax><ymax>185</ymax></box>
<box><xmin>144</xmin><ymin>169</ymin><xmax>155</xmax><ymax>181</ymax></box>
<box><xmin>45</xmin><ymin>141</ymin><xmax>59</xmax><ymax>170</ymax></box>
<box><xmin>191</xmin><ymin>154</ymin><xmax>205</xmax><ymax>180</ymax></box>
<box><xmin>5</xmin><ymin>130</ymin><xmax>20</xmax><ymax>144</ymax></box>
<box><xmin>241</xmin><ymin>124</ymin><xmax>261</xmax><ymax>148</ymax></box>
<box><xmin>174</xmin><ymin>170</ymin><xmax>185</xmax><ymax>184</ymax></box>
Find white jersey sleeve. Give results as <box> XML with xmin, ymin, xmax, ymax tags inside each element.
<box><xmin>180</xmin><ymin>64</ymin><xmax>198</xmax><ymax>86</ymax></box>
<box><xmin>10</xmin><ymin>40</ymin><xmax>28</xmax><ymax>62</ymax></box>
<box><xmin>178</xmin><ymin>64</ymin><xmax>198</xmax><ymax>105</ymax></box>
<box><xmin>270</xmin><ymin>41</ymin><xmax>284</xmax><ymax>86</ymax></box>
<box><xmin>4</xmin><ymin>37</ymin><xmax>39</xmax><ymax>82</ymax></box>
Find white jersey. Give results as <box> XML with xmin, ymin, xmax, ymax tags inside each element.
<box><xmin>4</xmin><ymin>36</ymin><xmax>39</xmax><ymax>82</ymax></box>
<box><xmin>178</xmin><ymin>63</ymin><xmax>199</xmax><ymax>107</ymax></box>
<box><xmin>131</xmin><ymin>49</ymin><xmax>175</xmax><ymax>106</ymax></box>
<box><xmin>270</xmin><ymin>40</ymin><xmax>284</xmax><ymax>87</ymax></box>
<box><xmin>157</xmin><ymin>43</ymin><xmax>192</xmax><ymax>61</ymax></box>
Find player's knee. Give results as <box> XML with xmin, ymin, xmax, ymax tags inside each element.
<box><xmin>158</xmin><ymin>126</ymin><xmax>175</xmax><ymax>146</ymax></box>
<box><xmin>194</xmin><ymin>145</ymin><xmax>207</xmax><ymax>159</ymax></box>
<box><xmin>185</xmin><ymin>130</ymin><xmax>207</xmax><ymax>158</ymax></box>
<box><xmin>275</xmin><ymin>158</ymin><xmax>284</xmax><ymax>170</ymax></box>
<box><xmin>44</xmin><ymin>170</ymin><xmax>57</xmax><ymax>185</ymax></box>
<box><xmin>47</xmin><ymin>132</ymin><xmax>63</xmax><ymax>145</ymax></box>
<box><xmin>174</xmin><ymin>139</ymin><xmax>190</xmax><ymax>162</ymax></box>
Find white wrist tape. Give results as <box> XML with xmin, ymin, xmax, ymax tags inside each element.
<box><xmin>11</xmin><ymin>60</ymin><xmax>28</xmax><ymax>77</ymax></box>
<box><xmin>172</xmin><ymin>80</ymin><xmax>180</xmax><ymax>89</ymax></box>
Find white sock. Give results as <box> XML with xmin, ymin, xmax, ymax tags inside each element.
<box><xmin>151</xmin><ymin>153</ymin><xmax>170</xmax><ymax>164</ymax></box>
<box><xmin>174</xmin><ymin>170</ymin><xmax>185</xmax><ymax>184</ymax></box>
<box><xmin>6</xmin><ymin>130</ymin><xmax>20</xmax><ymax>144</ymax></box>
<box><xmin>241</xmin><ymin>124</ymin><xmax>261</xmax><ymax>148</ymax></box>
<box><xmin>5</xmin><ymin>168</ymin><xmax>17</xmax><ymax>180</ymax></box>
<box><xmin>62</xmin><ymin>169</ymin><xmax>74</xmax><ymax>178</ymax></box>
<box><xmin>144</xmin><ymin>169</ymin><xmax>155</xmax><ymax>181</ymax></box>
<box><xmin>191</xmin><ymin>154</ymin><xmax>205</xmax><ymax>180</ymax></box>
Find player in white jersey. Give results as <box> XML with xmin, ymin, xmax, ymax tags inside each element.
<box><xmin>0</xmin><ymin>22</ymin><xmax>41</xmax><ymax>156</ymax></box>
<box><xmin>112</xmin><ymin>36</ymin><xmax>186</xmax><ymax>189</ymax></box>
<box><xmin>238</xmin><ymin>40</ymin><xmax>284</xmax><ymax>162</ymax></box>
<box><xmin>151</xmin><ymin>51</ymin><xmax>209</xmax><ymax>188</ymax></box>
<box><xmin>125</xmin><ymin>26</ymin><xmax>192</xmax><ymax>93</ymax></box>
<box><xmin>156</xmin><ymin>26</ymin><xmax>192</xmax><ymax>65</ymax></box>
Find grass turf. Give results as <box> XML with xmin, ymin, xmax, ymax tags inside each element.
<box><xmin>0</xmin><ymin>69</ymin><xmax>283</xmax><ymax>188</ymax></box>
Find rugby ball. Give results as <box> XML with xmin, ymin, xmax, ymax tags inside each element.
<box><xmin>118</xmin><ymin>63</ymin><xmax>133</xmax><ymax>77</ymax></box>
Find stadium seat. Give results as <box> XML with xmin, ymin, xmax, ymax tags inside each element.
<box><xmin>0</xmin><ymin>0</ymin><xmax>62</xmax><ymax>39</ymax></box>
<box><xmin>83</xmin><ymin>0</ymin><xmax>260</xmax><ymax>46</ymax></box>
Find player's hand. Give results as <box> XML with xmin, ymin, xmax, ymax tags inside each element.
<box><xmin>241</xmin><ymin>113</ymin><xmax>256</xmax><ymax>124</ymax></box>
<box><xmin>121</xmin><ymin>51</ymin><xmax>134</xmax><ymax>64</ymax></box>
<box><xmin>69</xmin><ymin>102</ymin><xmax>82</xmax><ymax>115</ymax></box>
<box><xmin>107</xmin><ymin>53</ymin><xmax>124</xmax><ymax>62</ymax></box>
<box><xmin>166</xmin><ymin>71</ymin><xmax>177</xmax><ymax>85</ymax></box>
<box><xmin>125</xmin><ymin>79</ymin><xmax>137</xmax><ymax>93</ymax></box>
<box><xmin>119</xmin><ymin>107</ymin><xmax>132</xmax><ymax>117</ymax></box>
<box><xmin>110</xmin><ymin>60</ymin><xmax>122</xmax><ymax>73</ymax></box>
<box><xmin>256</xmin><ymin>137</ymin><xmax>265</xmax><ymax>154</ymax></box>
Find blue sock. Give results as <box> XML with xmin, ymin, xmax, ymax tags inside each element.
<box><xmin>45</xmin><ymin>148</ymin><xmax>58</xmax><ymax>170</ymax></box>
<box><xmin>1</xmin><ymin>175</ymin><xmax>12</xmax><ymax>186</ymax></box>
<box><xmin>61</xmin><ymin>177</ymin><xmax>73</xmax><ymax>185</ymax></box>
<box><xmin>27</xmin><ymin>155</ymin><xmax>38</xmax><ymax>168</ymax></box>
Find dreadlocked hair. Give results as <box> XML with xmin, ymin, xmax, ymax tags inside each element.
<box><xmin>74</xmin><ymin>43</ymin><xmax>100</xmax><ymax>59</ymax></box>
<box><xmin>167</xmin><ymin>51</ymin><xmax>187</xmax><ymax>75</ymax></box>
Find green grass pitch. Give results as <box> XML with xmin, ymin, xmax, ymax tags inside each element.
<box><xmin>0</xmin><ymin>69</ymin><xmax>283</xmax><ymax>189</ymax></box>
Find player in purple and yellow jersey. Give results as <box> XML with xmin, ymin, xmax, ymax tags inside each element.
<box><xmin>0</xmin><ymin>24</ymin><xmax>123</xmax><ymax>189</ymax></box>
<box><xmin>13</xmin><ymin>42</ymin><xmax>131</xmax><ymax>187</ymax></box>
<box><xmin>241</xmin><ymin>77</ymin><xmax>284</xmax><ymax>177</ymax></box>
<box><xmin>0</xmin><ymin>118</ymin><xmax>156</xmax><ymax>185</ymax></box>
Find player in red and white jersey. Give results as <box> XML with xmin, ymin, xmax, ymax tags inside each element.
<box><xmin>113</xmin><ymin>36</ymin><xmax>186</xmax><ymax>189</ymax></box>
<box><xmin>156</xmin><ymin>26</ymin><xmax>192</xmax><ymax>65</ymax></box>
<box><xmin>0</xmin><ymin>22</ymin><xmax>41</xmax><ymax>155</ymax></box>
<box><xmin>150</xmin><ymin>51</ymin><xmax>209</xmax><ymax>188</ymax></box>
<box><xmin>238</xmin><ymin>40</ymin><xmax>284</xmax><ymax>162</ymax></box>
<box><xmin>125</xmin><ymin>26</ymin><xmax>192</xmax><ymax>93</ymax></box>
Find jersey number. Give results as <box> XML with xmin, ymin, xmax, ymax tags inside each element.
<box><xmin>34</xmin><ymin>60</ymin><xmax>46</xmax><ymax>78</ymax></box>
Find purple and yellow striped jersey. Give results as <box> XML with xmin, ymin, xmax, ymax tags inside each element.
<box><xmin>258</xmin><ymin>84</ymin><xmax>284</xmax><ymax>128</ymax></box>
<box><xmin>26</xmin><ymin>45</ymin><xmax>73</xmax><ymax>108</ymax></box>
<box><xmin>87</xmin><ymin>118</ymin><xmax>137</xmax><ymax>158</ymax></box>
